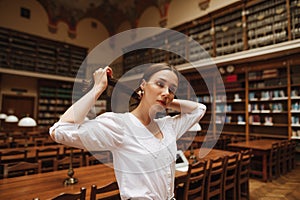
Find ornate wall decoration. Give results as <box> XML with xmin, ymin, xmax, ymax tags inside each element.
<box><xmin>37</xmin><ymin>0</ymin><xmax>172</xmax><ymax>38</ymax></box>
<box><xmin>198</xmin><ymin>0</ymin><xmax>210</xmax><ymax>11</ymax></box>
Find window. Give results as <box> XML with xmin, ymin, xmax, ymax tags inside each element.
<box><xmin>20</xmin><ymin>7</ymin><xmax>30</xmax><ymax>19</ymax></box>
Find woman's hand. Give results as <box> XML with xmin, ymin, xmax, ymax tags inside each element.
<box><xmin>93</xmin><ymin>66</ymin><xmax>113</xmax><ymax>92</ymax></box>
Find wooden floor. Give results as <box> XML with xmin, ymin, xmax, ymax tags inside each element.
<box><xmin>249</xmin><ymin>165</ymin><xmax>300</xmax><ymax>200</ymax></box>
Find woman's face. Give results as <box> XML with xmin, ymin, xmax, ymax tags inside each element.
<box><xmin>140</xmin><ymin>69</ymin><xmax>178</xmax><ymax>111</ymax></box>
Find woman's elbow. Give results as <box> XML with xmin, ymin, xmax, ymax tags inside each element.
<box><xmin>50</xmin><ymin>130</ymin><xmax>56</xmax><ymax>141</ymax></box>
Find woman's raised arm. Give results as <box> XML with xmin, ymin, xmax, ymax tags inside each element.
<box><xmin>59</xmin><ymin>66</ymin><xmax>112</xmax><ymax>124</ymax></box>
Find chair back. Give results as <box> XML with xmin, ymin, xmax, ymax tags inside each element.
<box><xmin>206</xmin><ymin>157</ymin><xmax>226</xmax><ymax>200</ymax></box>
<box><xmin>64</xmin><ymin>146</ymin><xmax>84</xmax><ymax>157</ymax></box>
<box><xmin>237</xmin><ymin>149</ymin><xmax>252</xmax><ymax>200</ymax></box>
<box><xmin>90</xmin><ymin>181</ymin><xmax>120</xmax><ymax>200</ymax></box>
<box><xmin>51</xmin><ymin>187</ymin><xmax>86</xmax><ymax>200</ymax></box>
<box><xmin>223</xmin><ymin>153</ymin><xmax>239</xmax><ymax>200</ymax></box>
<box><xmin>0</xmin><ymin>149</ymin><xmax>27</xmax><ymax>164</ymax></box>
<box><xmin>279</xmin><ymin>140</ymin><xmax>289</xmax><ymax>174</ymax></box>
<box><xmin>269</xmin><ymin>142</ymin><xmax>280</xmax><ymax>180</ymax></box>
<box><xmin>183</xmin><ymin>160</ymin><xmax>207</xmax><ymax>200</ymax></box>
<box><xmin>35</xmin><ymin>147</ymin><xmax>60</xmax><ymax>172</ymax></box>
<box><xmin>35</xmin><ymin>147</ymin><xmax>60</xmax><ymax>161</ymax></box>
<box><xmin>54</xmin><ymin>155</ymin><xmax>83</xmax><ymax>171</ymax></box>
<box><xmin>288</xmin><ymin>140</ymin><xmax>297</xmax><ymax>170</ymax></box>
<box><xmin>3</xmin><ymin>160</ymin><xmax>42</xmax><ymax>178</ymax></box>
<box><xmin>85</xmin><ymin>154</ymin><xmax>101</xmax><ymax>166</ymax></box>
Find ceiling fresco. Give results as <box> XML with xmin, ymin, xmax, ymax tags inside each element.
<box><xmin>37</xmin><ymin>0</ymin><xmax>172</xmax><ymax>38</ymax></box>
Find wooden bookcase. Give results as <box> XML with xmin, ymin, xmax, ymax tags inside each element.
<box><xmin>0</xmin><ymin>27</ymin><xmax>88</xmax><ymax>127</ymax></box>
<box><xmin>121</xmin><ymin>0</ymin><xmax>300</xmax><ymax>141</ymax></box>
<box><xmin>122</xmin><ymin>0</ymin><xmax>298</xmax><ymax>73</ymax></box>
<box><xmin>290</xmin><ymin>57</ymin><xmax>300</xmax><ymax>139</ymax></box>
<box><xmin>246</xmin><ymin>58</ymin><xmax>289</xmax><ymax>139</ymax></box>
<box><xmin>0</xmin><ymin>27</ymin><xmax>87</xmax><ymax>78</ymax></box>
<box><xmin>37</xmin><ymin>80</ymin><xmax>73</xmax><ymax>127</ymax></box>
<box><xmin>177</xmin><ymin>52</ymin><xmax>300</xmax><ymax>141</ymax></box>
<box><xmin>216</xmin><ymin>65</ymin><xmax>246</xmax><ymax>137</ymax></box>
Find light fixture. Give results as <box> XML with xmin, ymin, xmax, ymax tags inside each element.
<box><xmin>18</xmin><ymin>116</ymin><xmax>37</xmax><ymax>127</ymax></box>
<box><xmin>0</xmin><ymin>113</ymin><xmax>7</xmax><ymax>120</ymax></box>
<box><xmin>5</xmin><ymin>115</ymin><xmax>19</xmax><ymax>123</ymax></box>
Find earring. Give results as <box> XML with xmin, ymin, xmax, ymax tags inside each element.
<box><xmin>138</xmin><ymin>89</ymin><xmax>144</xmax><ymax>99</ymax></box>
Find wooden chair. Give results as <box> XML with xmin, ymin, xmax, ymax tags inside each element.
<box><xmin>205</xmin><ymin>157</ymin><xmax>226</xmax><ymax>200</ymax></box>
<box><xmin>35</xmin><ymin>147</ymin><xmax>60</xmax><ymax>172</ymax></box>
<box><xmin>90</xmin><ymin>181</ymin><xmax>121</xmax><ymax>200</ymax></box>
<box><xmin>237</xmin><ymin>149</ymin><xmax>252</xmax><ymax>200</ymax></box>
<box><xmin>85</xmin><ymin>154</ymin><xmax>101</xmax><ymax>166</ymax></box>
<box><xmin>0</xmin><ymin>149</ymin><xmax>27</xmax><ymax>164</ymax></box>
<box><xmin>42</xmin><ymin>138</ymin><xmax>58</xmax><ymax>146</ymax></box>
<box><xmin>13</xmin><ymin>135</ymin><xmax>32</xmax><ymax>147</ymax></box>
<box><xmin>51</xmin><ymin>187</ymin><xmax>86</xmax><ymax>200</ymax></box>
<box><xmin>54</xmin><ymin>155</ymin><xmax>83</xmax><ymax>171</ymax></box>
<box><xmin>183</xmin><ymin>160</ymin><xmax>208</xmax><ymax>200</ymax></box>
<box><xmin>223</xmin><ymin>153</ymin><xmax>239</xmax><ymax>200</ymax></box>
<box><xmin>31</xmin><ymin>134</ymin><xmax>50</xmax><ymax>146</ymax></box>
<box><xmin>64</xmin><ymin>146</ymin><xmax>84</xmax><ymax>157</ymax></box>
<box><xmin>230</xmin><ymin>136</ymin><xmax>246</xmax><ymax>144</ymax></box>
<box><xmin>3</xmin><ymin>160</ymin><xmax>42</xmax><ymax>178</ymax></box>
<box><xmin>288</xmin><ymin>140</ymin><xmax>297</xmax><ymax>171</ymax></box>
<box><xmin>268</xmin><ymin>143</ymin><xmax>280</xmax><ymax>181</ymax></box>
<box><xmin>0</xmin><ymin>142</ymin><xmax>9</xmax><ymax>149</ymax></box>
<box><xmin>279</xmin><ymin>140</ymin><xmax>288</xmax><ymax>175</ymax></box>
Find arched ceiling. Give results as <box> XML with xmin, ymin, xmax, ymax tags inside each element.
<box><xmin>37</xmin><ymin>0</ymin><xmax>171</xmax><ymax>37</ymax></box>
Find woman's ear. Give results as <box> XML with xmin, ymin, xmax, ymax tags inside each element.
<box><xmin>140</xmin><ymin>79</ymin><xmax>146</xmax><ymax>90</ymax></box>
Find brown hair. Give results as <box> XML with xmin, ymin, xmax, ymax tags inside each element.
<box><xmin>141</xmin><ymin>63</ymin><xmax>179</xmax><ymax>83</ymax></box>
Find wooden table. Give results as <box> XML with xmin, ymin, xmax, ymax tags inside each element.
<box><xmin>227</xmin><ymin>139</ymin><xmax>280</xmax><ymax>182</ymax></box>
<box><xmin>0</xmin><ymin>164</ymin><xmax>116</xmax><ymax>200</ymax></box>
<box><xmin>0</xmin><ymin>148</ymin><xmax>235</xmax><ymax>199</ymax></box>
<box><xmin>185</xmin><ymin>147</ymin><xmax>236</xmax><ymax>160</ymax></box>
<box><xmin>0</xmin><ymin>165</ymin><xmax>187</xmax><ymax>200</ymax></box>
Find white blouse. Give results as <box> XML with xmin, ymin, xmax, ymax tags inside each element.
<box><xmin>49</xmin><ymin>104</ymin><xmax>206</xmax><ymax>200</ymax></box>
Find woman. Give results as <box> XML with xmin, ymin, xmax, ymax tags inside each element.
<box><xmin>50</xmin><ymin>63</ymin><xmax>206</xmax><ymax>199</ymax></box>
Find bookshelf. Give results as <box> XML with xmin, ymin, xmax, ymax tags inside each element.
<box><xmin>290</xmin><ymin>58</ymin><xmax>300</xmax><ymax>139</ymax></box>
<box><xmin>123</xmin><ymin>0</ymin><xmax>299</xmax><ymax>72</ymax></box>
<box><xmin>247</xmin><ymin>59</ymin><xmax>289</xmax><ymax>139</ymax></box>
<box><xmin>0</xmin><ymin>27</ymin><xmax>87</xmax><ymax>78</ymax></box>
<box><xmin>37</xmin><ymin>80</ymin><xmax>73</xmax><ymax>127</ymax></box>
<box><xmin>121</xmin><ymin>0</ymin><xmax>300</xmax><ymax>141</ymax></box>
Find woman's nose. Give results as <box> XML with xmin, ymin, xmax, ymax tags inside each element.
<box><xmin>161</xmin><ymin>86</ymin><xmax>170</xmax><ymax>95</ymax></box>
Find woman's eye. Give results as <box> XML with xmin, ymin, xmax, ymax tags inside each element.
<box><xmin>156</xmin><ymin>81</ymin><xmax>164</xmax><ymax>88</ymax></box>
<box><xmin>169</xmin><ymin>87</ymin><xmax>177</xmax><ymax>94</ymax></box>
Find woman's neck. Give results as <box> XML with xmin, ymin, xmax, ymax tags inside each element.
<box><xmin>131</xmin><ymin>107</ymin><xmax>151</xmax><ymax>125</ymax></box>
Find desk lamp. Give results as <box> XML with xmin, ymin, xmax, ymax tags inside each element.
<box><xmin>18</xmin><ymin>116</ymin><xmax>37</xmax><ymax>127</ymax></box>
<box><xmin>5</xmin><ymin>115</ymin><xmax>19</xmax><ymax>123</ymax></box>
<box><xmin>18</xmin><ymin>116</ymin><xmax>37</xmax><ymax>148</ymax></box>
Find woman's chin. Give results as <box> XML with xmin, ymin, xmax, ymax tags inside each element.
<box><xmin>151</xmin><ymin>104</ymin><xmax>165</xmax><ymax>113</ymax></box>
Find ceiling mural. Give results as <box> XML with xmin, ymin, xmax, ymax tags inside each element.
<box><xmin>37</xmin><ymin>0</ymin><xmax>172</xmax><ymax>38</ymax></box>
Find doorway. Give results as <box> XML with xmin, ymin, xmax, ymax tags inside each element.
<box><xmin>1</xmin><ymin>95</ymin><xmax>35</xmax><ymax>118</ymax></box>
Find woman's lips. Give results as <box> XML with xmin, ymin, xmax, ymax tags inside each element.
<box><xmin>157</xmin><ymin>100</ymin><xmax>166</xmax><ymax>106</ymax></box>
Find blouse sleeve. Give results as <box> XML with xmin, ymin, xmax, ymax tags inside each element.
<box><xmin>171</xmin><ymin>103</ymin><xmax>206</xmax><ymax>139</ymax></box>
<box><xmin>49</xmin><ymin>112</ymin><xmax>124</xmax><ymax>151</ymax></box>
